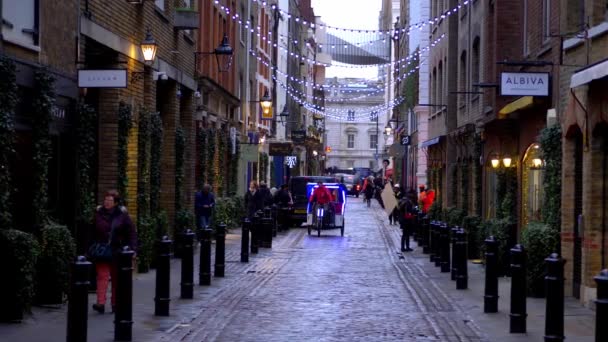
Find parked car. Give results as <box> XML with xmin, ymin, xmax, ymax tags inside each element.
<box><xmin>288</xmin><ymin>175</ymin><xmax>338</xmax><ymax>227</ymax></box>
<box><xmin>334</xmin><ymin>173</ymin><xmax>361</xmax><ymax>197</ymax></box>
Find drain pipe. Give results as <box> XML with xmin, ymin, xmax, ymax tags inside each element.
<box><xmin>602</xmin><ymin>144</ymin><xmax>607</xmax><ymax>269</ymax></box>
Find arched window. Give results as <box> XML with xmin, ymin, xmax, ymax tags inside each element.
<box><xmin>472</xmin><ymin>37</ymin><xmax>480</xmax><ymax>89</ymax></box>
<box><xmin>522</xmin><ymin>143</ymin><xmax>545</xmax><ymax>225</ymax></box>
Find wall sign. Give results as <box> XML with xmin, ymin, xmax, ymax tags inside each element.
<box><xmin>291</xmin><ymin>130</ymin><xmax>306</xmax><ymax>143</ymax></box>
<box><xmin>269</xmin><ymin>143</ymin><xmax>293</xmax><ymax>156</ymax></box>
<box><xmin>500</xmin><ymin>72</ymin><xmax>549</xmax><ymax>96</ymax></box>
<box><xmin>285</xmin><ymin>156</ymin><xmax>297</xmax><ymax>168</ymax></box>
<box><xmin>78</xmin><ymin>69</ymin><xmax>128</xmax><ymax>88</ymax></box>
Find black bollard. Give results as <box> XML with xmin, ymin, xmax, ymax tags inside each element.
<box><xmin>271</xmin><ymin>204</ymin><xmax>278</xmax><ymax>236</ymax></box>
<box><xmin>199</xmin><ymin>228</ymin><xmax>212</xmax><ymax>286</ymax></box>
<box><xmin>66</xmin><ymin>256</ymin><xmax>91</xmax><ymax>342</ymax></box>
<box><xmin>455</xmin><ymin>229</ymin><xmax>468</xmax><ymax>290</ymax></box>
<box><xmin>429</xmin><ymin>221</ymin><xmax>437</xmax><ymax>262</ymax></box>
<box><xmin>544</xmin><ymin>253</ymin><xmax>565</xmax><ymax>342</ymax></box>
<box><xmin>154</xmin><ymin>236</ymin><xmax>172</xmax><ymax>316</ymax></box>
<box><xmin>180</xmin><ymin>229</ymin><xmax>195</xmax><ymax>299</ymax></box>
<box><xmin>261</xmin><ymin>216</ymin><xmax>273</xmax><ymax>248</ymax></box>
<box><xmin>215</xmin><ymin>223</ymin><xmax>226</xmax><ymax>277</ymax></box>
<box><xmin>440</xmin><ymin>223</ymin><xmax>451</xmax><ymax>273</ymax></box>
<box><xmin>115</xmin><ymin>246</ymin><xmax>135</xmax><ymax>342</ymax></box>
<box><xmin>484</xmin><ymin>236</ymin><xmax>499</xmax><ymax>313</ymax></box>
<box><xmin>509</xmin><ymin>244</ymin><xmax>527</xmax><ymax>333</ymax></box>
<box><xmin>434</xmin><ymin>222</ymin><xmax>442</xmax><ymax>267</ymax></box>
<box><xmin>421</xmin><ymin>217</ymin><xmax>430</xmax><ymax>254</ymax></box>
<box><xmin>450</xmin><ymin>226</ymin><xmax>460</xmax><ymax>281</ymax></box>
<box><xmin>241</xmin><ymin>218</ymin><xmax>250</xmax><ymax>263</ymax></box>
<box><xmin>251</xmin><ymin>212</ymin><xmax>260</xmax><ymax>254</ymax></box>
<box><xmin>595</xmin><ymin>269</ymin><xmax>608</xmax><ymax>342</ymax></box>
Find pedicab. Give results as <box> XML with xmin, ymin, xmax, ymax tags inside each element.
<box><xmin>305</xmin><ymin>182</ymin><xmax>347</xmax><ymax>237</ymax></box>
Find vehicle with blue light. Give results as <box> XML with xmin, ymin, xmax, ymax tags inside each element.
<box><xmin>288</xmin><ymin>176</ymin><xmax>338</xmax><ymax>227</ymax></box>
<box><xmin>305</xmin><ymin>182</ymin><xmax>347</xmax><ymax>237</ymax></box>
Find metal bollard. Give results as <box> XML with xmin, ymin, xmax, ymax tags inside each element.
<box><xmin>154</xmin><ymin>236</ymin><xmax>172</xmax><ymax>316</ymax></box>
<box><xmin>66</xmin><ymin>256</ymin><xmax>91</xmax><ymax>342</ymax></box>
<box><xmin>271</xmin><ymin>205</ymin><xmax>278</xmax><ymax>236</ymax></box>
<box><xmin>455</xmin><ymin>229</ymin><xmax>468</xmax><ymax>290</ymax></box>
<box><xmin>544</xmin><ymin>253</ymin><xmax>565</xmax><ymax>342</ymax></box>
<box><xmin>261</xmin><ymin>216</ymin><xmax>273</xmax><ymax>248</ymax></box>
<box><xmin>429</xmin><ymin>221</ymin><xmax>437</xmax><ymax>262</ymax></box>
<box><xmin>241</xmin><ymin>218</ymin><xmax>250</xmax><ymax>263</ymax></box>
<box><xmin>421</xmin><ymin>217</ymin><xmax>430</xmax><ymax>254</ymax></box>
<box><xmin>434</xmin><ymin>222</ymin><xmax>442</xmax><ymax>267</ymax></box>
<box><xmin>594</xmin><ymin>269</ymin><xmax>608</xmax><ymax>342</ymax></box>
<box><xmin>509</xmin><ymin>244</ymin><xmax>527</xmax><ymax>333</ymax></box>
<box><xmin>180</xmin><ymin>229</ymin><xmax>195</xmax><ymax>299</ymax></box>
<box><xmin>199</xmin><ymin>228</ymin><xmax>212</xmax><ymax>286</ymax></box>
<box><xmin>251</xmin><ymin>212</ymin><xmax>260</xmax><ymax>254</ymax></box>
<box><xmin>440</xmin><ymin>223</ymin><xmax>451</xmax><ymax>273</ymax></box>
<box><xmin>115</xmin><ymin>246</ymin><xmax>135</xmax><ymax>342</ymax></box>
<box><xmin>214</xmin><ymin>223</ymin><xmax>226</xmax><ymax>277</ymax></box>
<box><xmin>450</xmin><ymin>226</ymin><xmax>460</xmax><ymax>281</ymax></box>
<box><xmin>484</xmin><ymin>236</ymin><xmax>499</xmax><ymax>313</ymax></box>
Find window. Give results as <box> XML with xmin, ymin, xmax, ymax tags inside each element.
<box><xmin>155</xmin><ymin>0</ymin><xmax>165</xmax><ymax>10</ymax></box>
<box><xmin>369</xmin><ymin>160</ymin><xmax>375</xmax><ymax>169</ymax></box>
<box><xmin>369</xmin><ymin>110</ymin><xmax>378</xmax><ymax>122</ymax></box>
<box><xmin>347</xmin><ymin>110</ymin><xmax>355</xmax><ymax>121</ymax></box>
<box><xmin>347</xmin><ymin>134</ymin><xmax>355</xmax><ymax>148</ymax></box>
<box><xmin>542</xmin><ymin>0</ymin><xmax>551</xmax><ymax>43</ymax></box>
<box><xmin>472</xmin><ymin>38</ymin><xmax>480</xmax><ymax>88</ymax></box>
<box><xmin>459</xmin><ymin>51</ymin><xmax>467</xmax><ymax>105</ymax></box>
<box><xmin>370</xmin><ymin>134</ymin><xmax>378</xmax><ymax>149</ymax></box>
<box><xmin>523</xmin><ymin>0</ymin><xmax>529</xmax><ymax>56</ymax></box>
<box><xmin>240</xmin><ymin>5</ymin><xmax>246</xmax><ymax>45</ymax></box>
<box><xmin>438</xmin><ymin>61</ymin><xmax>443</xmax><ymax>105</ymax></box>
<box><xmin>2</xmin><ymin>0</ymin><xmax>39</xmax><ymax>47</ymax></box>
<box><xmin>346</xmin><ymin>160</ymin><xmax>355</xmax><ymax>168</ymax></box>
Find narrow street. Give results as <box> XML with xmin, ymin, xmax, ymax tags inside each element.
<box><xmin>158</xmin><ymin>198</ymin><xmax>482</xmax><ymax>342</ymax></box>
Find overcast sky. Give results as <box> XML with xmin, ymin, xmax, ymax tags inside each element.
<box><xmin>311</xmin><ymin>0</ymin><xmax>382</xmax><ymax>79</ymax></box>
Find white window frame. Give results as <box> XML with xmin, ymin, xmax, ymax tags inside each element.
<box><xmin>2</xmin><ymin>0</ymin><xmax>39</xmax><ymax>50</ymax></box>
<box><xmin>347</xmin><ymin>134</ymin><xmax>355</xmax><ymax>148</ymax></box>
<box><xmin>369</xmin><ymin>134</ymin><xmax>378</xmax><ymax>149</ymax></box>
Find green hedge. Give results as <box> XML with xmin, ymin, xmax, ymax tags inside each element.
<box><xmin>462</xmin><ymin>216</ymin><xmax>483</xmax><ymax>259</ymax></box>
<box><xmin>445</xmin><ymin>207</ymin><xmax>466</xmax><ymax>227</ymax></box>
<box><xmin>522</xmin><ymin>222</ymin><xmax>560</xmax><ymax>297</ymax></box>
<box><xmin>427</xmin><ymin>201</ymin><xmax>442</xmax><ymax>221</ymax></box>
<box><xmin>137</xmin><ymin>216</ymin><xmax>154</xmax><ymax>273</ymax></box>
<box><xmin>482</xmin><ymin>218</ymin><xmax>514</xmax><ymax>275</ymax></box>
<box><xmin>213</xmin><ymin>196</ymin><xmax>245</xmax><ymax>230</ymax></box>
<box><xmin>0</xmin><ymin>229</ymin><xmax>40</xmax><ymax>321</ymax></box>
<box><xmin>35</xmin><ymin>223</ymin><xmax>76</xmax><ymax>304</ymax></box>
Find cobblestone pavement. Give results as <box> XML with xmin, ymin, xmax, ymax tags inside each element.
<box><xmin>157</xmin><ymin>198</ymin><xmax>485</xmax><ymax>342</ymax></box>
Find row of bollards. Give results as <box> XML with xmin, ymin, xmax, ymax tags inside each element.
<box><xmin>413</xmin><ymin>216</ymin><xmax>607</xmax><ymax>341</ymax></box>
<box><xmin>65</xmin><ymin>221</ymin><xmax>235</xmax><ymax>342</ymax></box>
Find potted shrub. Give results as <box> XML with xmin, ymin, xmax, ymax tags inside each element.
<box><xmin>462</xmin><ymin>216</ymin><xmax>482</xmax><ymax>259</ymax></box>
<box><xmin>35</xmin><ymin>223</ymin><xmax>76</xmax><ymax>305</ymax></box>
<box><xmin>521</xmin><ymin>221</ymin><xmax>559</xmax><ymax>297</ymax></box>
<box><xmin>0</xmin><ymin>229</ymin><xmax>40</xmax><ymax>322</ymax></box>
<box><xmin>482</xmin><ymin>218</ymin><xmax>513</xmax><ymax>276</ymax></box>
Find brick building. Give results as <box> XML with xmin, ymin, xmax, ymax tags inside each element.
<box><xmin>78</xmin><ymin>0</ymin><xmax>197</xmax><ymax>235</ymax></box>
<box><xmin>559</xmin><ymin>0</ymin><xmax>608</xmax><ymax>306</ymax></box>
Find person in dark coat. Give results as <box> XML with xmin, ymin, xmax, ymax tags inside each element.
<box><xmin>244</xmin><ymin>180</ymin><xmax>259</xmax><ymax>219</ymax></box>
<box><xmin>90</xmin><ymin>189</ymin><xmax>137</xmax><ymax>314</ymax></box>
<box><xmin>398</xmin><ymin>190</ymin><xmax>417</xmax><ymax>252</ymax></box>
<box><xmin>195</xmin><ymin>184</ymin><xmax>215</xmax><ymax>229</ymax></box>
<box><xmin>254</xmin><ymin>181</ymin><xmax>273</xmax><ymax>212</ymax></box>
<box><xmin>274</xmin><ymin>184</ymin><xmax>293</xmax><ymax>229</ymax></box>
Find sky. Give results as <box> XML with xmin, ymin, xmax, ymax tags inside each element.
<box><xmin>311</xmin><ymin>0</ymin><xmax>383</xmax><ymax>79</ymax></box>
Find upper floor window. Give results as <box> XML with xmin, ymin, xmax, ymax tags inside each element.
<box><xmin>369</xmin><ymin>134</ymin><xmax>378</xmax><ymax>149</ymax></box>
<box><xmin>347</xmin><ymin>110</ymin><xmax>355</xmax><ymax>121</ymax></box>
<box><xmin>155</xmin><ymin>0</ymin><xmax>165</xmax><ymax>10</ymax></box>
<box><xmin>2</xmin><ymin>0</ymin><xmax>39</xmax><ymax>48</ymax></box>
<box><xmin>472</xmin><ymin>38</ymin><xmax>480</xmax><ymax>89</ymax></box>
<box><xmin>369</xmin><ymin>110</ymin><xmax>378</xmax><ymax>122</ymax></box>
<box><xmin>542</xmin><ymin>0</ymin><xmax>551</xmax><ymax>44</ymax></box>
<box><xmin>347</xmin><ymin>134</ymin><xmax>355</xmax><ymax>148</ymax></box>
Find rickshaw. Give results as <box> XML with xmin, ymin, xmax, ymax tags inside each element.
<box><xmin>305</xmin><ymin>182</ymin><xmax>347</xmax><ymax>237</ymax></box>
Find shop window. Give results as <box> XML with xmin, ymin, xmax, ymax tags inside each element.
<box><xmin>2</xmin><ymin>0</ymin><xmax>39</xmax><ymax>48</ymax></box>
<box><xmin>522</xmin><ymin>144</ymin><xmax>544</xmax><ymax>226</ymax></box>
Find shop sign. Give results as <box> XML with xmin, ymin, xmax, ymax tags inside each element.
<box><xmin>285</xmin><ymin>156</ymin><xmax>297</xmax><ymax>168</ymax></box>
<box><xmin>291</xmin><ymin>130</ymin><xmax>306</xmax><ymax>144</ymax></box>
<box><xmin>78</xmin><ymin>69</ymin><xmax>127</xmax><ymax>88</ymax></box>
<box><xmin>500</xmin><ymin>72</ymin><xmax>549</xmax><ymax>96</ymax></box>
<box><xmin>269</xmin><ymin>143</ymin><xmax>293</xmax><ymax>156</ymax></box>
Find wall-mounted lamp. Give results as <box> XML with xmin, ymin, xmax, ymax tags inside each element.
<box><xmin>312</xmin><ymin>150</ymin><xmax>318</xmax><ymax>157</ymax></box>
<box><xmin>195</xmin><ymin>34</ymin><xmax>234</xmax><ymax>73</ymax></box>
<box><xmin>491</xmin><ymin>156</ymin><xmax>500</xmax><ymax>169</ymax></box>
<box><xmin>502</xmin><ymin>156</ymin><xmax>512</xmax><ymax>168</ymax></box>
<box><xmin>260</xmin><ymin>90</ymin><xmax>272</xmax><ymax>115</ymax></box>
<box><xmin>384</xmin><ymin>122</ymin><xmax>392</xmax><ymax>136</ymax></box>
<box><xmin>532</xmin><ymin>158</ymin><xmax>543</xmax><ymax>168</ymax></box>
<box><xmin>140</xmin><ymin>28</ymin><xmax>158</xmax><ymax>64</ymax></box>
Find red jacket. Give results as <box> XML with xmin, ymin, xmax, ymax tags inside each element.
<box><xmin>310</xmin><ymin>185</ymin><xmax>333</xmax><ymax>205</ymax></box>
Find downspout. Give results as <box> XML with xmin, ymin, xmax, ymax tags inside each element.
<box><xmin>602</xmin><ymin>141</ymin><xmax>607</xmax><ymax>269</ymax></box>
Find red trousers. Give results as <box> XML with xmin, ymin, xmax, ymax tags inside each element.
<box><xmin>95</xmin><ymin>262</ymin><xmax>117</xmax><ymax>306</ymax></box>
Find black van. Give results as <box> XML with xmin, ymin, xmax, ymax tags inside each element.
<box><xmin>288</xmin><ymin>175</ymin><xmax>338</xmax><ymax>227</ymax></box>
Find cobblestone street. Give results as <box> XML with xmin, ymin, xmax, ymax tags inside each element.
<box><xmin>158</xmin><ymin>198</ymin><xmax>483</xmax><ymax>342</ymax></box>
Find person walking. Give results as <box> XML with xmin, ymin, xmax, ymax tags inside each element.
<box><xmin>195</xmin><ymin>184</ymin><xmax>215</xmax><ymax>229</ymax></box>
<box><xmin>274</xmin><ymin>184</ymin><xmax>293</xmax><ymax>229</ymax></box>
<box><xmin>89</xmin><ymin>190</ymin><xmax>137</xmax><ymax>314</ymax></box>
<box><xmin>362</xmin><ymin>176</ymin><xmax>374</xmax><ymax>207</ymax></box>
<box><xmin>244</xmin><ymin>181</ymin><xmax>258</xmax><ymax>219</ymax></box>
<box><xmin>389</xmin><ymin>184</ymin><xmax>403</xmax><ymax>225</ymax></box>
<box><xmin>398</xmin><ymin>190</ymin><xmax>417</xmax><ymax>252</ymax></box>
<box><xmin>254</xmin><ymin>181</ymin><xmax>273</xmax><ymax>211</ymax></box>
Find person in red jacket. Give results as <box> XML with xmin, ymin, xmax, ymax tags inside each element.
<box><xmin>422</xmin><ymin>189</ymin><xmax>435</xmax><ymax>213</ymax></box>
<box><xmin>309</xmin><ymin>181</ymin><xmax>333</xmax><ymax>226</ymax></box>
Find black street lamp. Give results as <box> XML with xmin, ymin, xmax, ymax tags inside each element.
<box><xmin>140</xmin><ymin>28</ymin><xmax>158</xmax><ymax>64</ymax></box>
<box><xmin>195</xmin><ymin>34</ymin><xmax>234</xmax><ymax>73</ymax></box>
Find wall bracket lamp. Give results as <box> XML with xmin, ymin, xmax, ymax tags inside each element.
<box><xmin>195</xmin><ymin>34</ymin><xmax>234</xmax><ymax>72</ymax></box>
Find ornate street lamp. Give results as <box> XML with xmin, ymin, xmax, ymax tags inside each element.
<box><xmin>140</xmin><ymin>29</ymin><xmax>158</xmax><ymax>64</ymax></box>
<box><xmin>260</xmin><ymin>89</ymin><xmax>272</xmax><ymax>116</ymax></box>
<box><xmin>491</xmin><ymin>155</ymin><xmax>500</xmax><ymax>169</ymax></box>
<box><xmin>502</xmin><ymin>156</ymin><xmax>513</xmax><ymax>168</ymax></box>
<box><xmin>195</xmin><ymin>34</ymin><xmax>234</xmax><ymax>73</ymax></box>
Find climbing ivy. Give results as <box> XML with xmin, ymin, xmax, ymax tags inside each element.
<box><xmin>117</xmin><ymin>102</ymin><xmax>133</xmax><ymax>205</ymax></box>
<box><xmin>207</xmin><ymin>129</ymin><xmax>216</xmax><ymax>189</ymax></box>
<box><xmin>175</xmin><ymin>126</ymin><xmax>185</xmax><ymax>212</ymax></box>
<box><xmin>496</xmin><ymin>167</ymin><xmax>517</xmax><ymax>221</ymax></box>
<box><xmin>450</xmin><ymin>164</ymin><xmax>458</xmax><ymax>206</ymax></box>
<box><xmin>197</xmin><ymin>129</ymin><xmax>207</xmax><ymax>189</ymax></box>
<box><xmin>228</xmin><ymin>140</ymin><xmax>239</xmax><ymax>195</ymax></box>
<box><xmin>0</xmin><ymin>56</ymin><xmax>18</xmax><ymax>229</ymax></box>
<box><xmin>539</xmin><ymin>125</ymin><xmax>562</xmax><ymax>231</ymax></box>
<box><xmin>137</xmin><ymin>108</ymin><xmax>152</xmax><ymax>273</ymax></box>
<box><xmin>149</xmin><ymin>111</ymin><xmax>163</xmax><ymax>213</ymax></box>
<box><xmin>31</xmin><ymin>69</ymin><xmax>55</xmax><ymax>227</ymax></box>
<box><xmin>75</xmin><ymin>102</ymin><xmax>97</xmax><ymax>224</ymax></box>
<box><xmin>215</xmin><ymin>129</ymin><xmax>226</xmax><ymax>196</ymax></box>
<box><xmin>460</xmin><ymin>161</ymin><xmax>469</xmax><ymax>213</ymax></box>
<box><xmin>473</xmin><ymin>133</ymin><xmax>483</xmax><ymax>216</ymax></box>
<box><xmin>259</xmin><ymin>152</ymin><xmax>269</xmax><ymax>183</ymax></box>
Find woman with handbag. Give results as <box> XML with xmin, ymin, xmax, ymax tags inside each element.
<box><xmin>89</xmin><ymin>189</ymin><xmax>137</xmax><ymax>314</ymax></box>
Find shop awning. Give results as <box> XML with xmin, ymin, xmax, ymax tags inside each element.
<box><xmin>571</xmin><ymin>58</ymin><xmax>608</xmax><ymax>88</ymax></box>
<box><xmin>420</xmin><ymin>136</ymin><xmax>442</xmax><ymax>148</ymax></box>
<box><xmin>498</xmin><ymin>96</ymin><xmax>534</xmax><ymax>117</ymax></box>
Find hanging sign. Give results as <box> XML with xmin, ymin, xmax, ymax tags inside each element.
<box><xmin>269</xmin><ymin>143</ymin><xmax>293</xmax><ymax>156</ymax></box>
<box><xmin>78</xmin><ymin>69</ymin><xmax>127</xmax><ymax>88</ymax></box>
<box><xmin>500</xmin><ymin>72</ymin><xmax>549</xmax><ymax>96</ymax></box>
<box><xmin>291</xmin><ymin>130</ymin><xmax>306</xmax><ymax>143</ymax></box>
